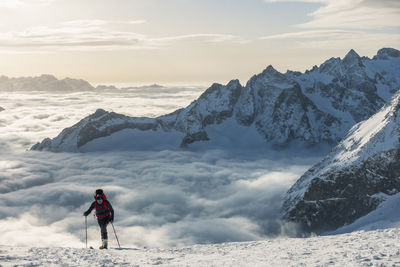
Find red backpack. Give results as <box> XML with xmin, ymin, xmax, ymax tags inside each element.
<box><xmin>94</xmin><ymin>191</ymin><xmax>111</xmax><ymax>218</ymax></box>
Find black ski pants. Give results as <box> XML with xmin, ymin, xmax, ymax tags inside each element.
<box><xmin>97</xmin><ymin>217</ymin><xmax>110</xmax><ymax>240</ymax></box>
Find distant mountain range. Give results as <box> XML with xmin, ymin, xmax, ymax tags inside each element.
<box><xmin>283</xmin><ymin>89</ymin><xmax>400</xmax><ymax>233</ymax></box>
<box><xmin>0</xmin><ymin>74</ymin><xmax>99</xmax><ymax>92</ymax></box>
<box><xmin>0</xmin><ymin>74</ymin><xmax>169</xmax><ymax>92</ymax></box>
<box><xmin>31</xmin><ymin>48</ymin><xmax>400</xmax><ymax>152</ymax></box>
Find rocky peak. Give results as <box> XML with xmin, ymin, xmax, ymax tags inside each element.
<box><xmin>319</xmin><ymin>57</ymin><xmax>341</xmax><ymax>74</ymax></box>
<box><xmin>62</xmin><ymin>77</ymin><xmax>94</xmax><ymax>88</ymax></box>
<box><xmin>374</xmin><ymin>48</ymin><xmax>400</xmax><ymax>60</ymax></box>
<box><xmin>38</xmin><ymin>74</ymin><xmax>58</xmax><ymax>82</ymax></box>
<box><xmin>263</xmin><ymin>65</ymin><xmax>279</xmax><ymax>74</ymax></box>
<box><xmin>226</xmin><ymin>79</ymin><xmax>242</xmax><ymax>89</ymax></box>
<box><xmin>343</xmin><ymin>49</ymin><xmax>363</xmax><ymax>67</ymax></box>
<box><xmin>344</xmin><ymin>49</ymin><xmax>360</xmax><ymax>61</ymax></box>
<box><xmin>198</xmin><ymin>83</ymin><xmax>224</xmax><ymax>100</ymax></box>
<box><xmin>91</xmin><ymin>108</ymin><xmax>108</xmax><ymax>119</ymax></box>
<box><xmin>260</xmin><ymin>65</ymin><xmax>288</xmax><ymax>80</ymax></box>
<box><xmin>246</xmin><ymin>65</ymin><xmax>293</xmax><ymax>89</ymax></box>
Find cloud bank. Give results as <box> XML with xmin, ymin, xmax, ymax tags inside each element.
<box><xmin>0</xmin><ymin>89</ymin><xmax>323</xmax><ymax>248</ymax></box>
<box><xmin>0</xmin><ymin>150</ymin><xmax>316</xmax><ymax>248</ymax></box>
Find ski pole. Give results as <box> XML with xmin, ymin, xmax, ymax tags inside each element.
<box><xmin>111</xmin><ymin>222</ymin><xmax>121</xmax><ymax>248</ymax></box>
<box><xmin>85</xmin><ymin>216</ymin><xmax>88</xmax><ymax>249</ymax></box>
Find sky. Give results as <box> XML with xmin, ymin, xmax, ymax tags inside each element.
<box><xmin>0</xmin><ymin>0</ymin><xmax>399</xmax><ymax>85</ymax></box>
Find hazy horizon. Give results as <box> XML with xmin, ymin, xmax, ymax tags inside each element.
<box><xmin>1</xmin><ymin>47</ymin><xmax>398</xmax><ymax>88</ymax></box>
<box><xmin>0</xmin><ymin>0</ymin><xmax>398</xmax><ymax>85</ymax></box>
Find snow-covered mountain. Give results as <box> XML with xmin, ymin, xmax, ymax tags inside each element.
<box><xmin>282</xmin><ymin>89</ymin><xmax>400</xmax><ymax>232</ymax></box>
<box><xmin>31</xmin><ymin>48</ymin><xmax>400</xmax><ymax>152</ymax></box>
<box><xmin>0</xmin><ymin>74</ymin><xmax>114</xmax><ymax>92</ymax></box>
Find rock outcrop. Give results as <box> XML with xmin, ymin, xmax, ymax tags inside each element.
<box><xmin>283</xmin><ymin>90</ymin><xmax>400</xmax><ymax>232</ymax></box>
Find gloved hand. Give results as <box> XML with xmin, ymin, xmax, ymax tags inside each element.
<box><xmin>109</xmin><ymin>216</ymin><xmax>114</xmax><ymax>223</ymax></box>
<box><xmin>83</xmin><ymin>211</ymin><xmax>89</xmax><ymax>216</ymax></box>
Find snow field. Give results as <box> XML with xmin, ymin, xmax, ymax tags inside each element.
<box><xmin>1</xmin><ymin>228</ymin><xmax>400</xmax><ymax>266</ymax></box>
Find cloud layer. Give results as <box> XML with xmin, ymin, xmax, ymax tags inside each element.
<box><xmin>0</xmin><ymin>149</ymin><xmax>316</xmax><ymax>248</ymax></box>
<box><xmin>0</xmin><ymin>89</ymin><xmax>323</xmax><ymax>248</ymax></box>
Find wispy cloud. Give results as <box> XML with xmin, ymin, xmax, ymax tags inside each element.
<box><xmin>0</xmin><ymin>20</ymin><xmax>247</xmax><ymax>53</ymax></box>
<box><xmin>61</xmin><ymin>19</ymin><xmax>147</xmax><ymax>27</ymax></box>
<box><xmin>259</xmin><ymin>29</ymin><xmax>364</xmax><ymax>40</ymax></box>
<box><xmin>260</xmin><ymin>0</ymin><xmax>400</xmax><ymax>51</ymax></box>
<box><xmin>264</xmin><ymin>0</ymin><xmax>400</xmax><ymax>29</ymax></box>
<box><xmin>154</xmin><ymin>33</ymin><xmax>248</xmax><ymax>44</ymax></box>
<box><xmin>260</xmin><ymin>29</ymin><xmax>400</xmax><ymax>50</ymax></box>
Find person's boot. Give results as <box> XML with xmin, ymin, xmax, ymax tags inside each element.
<box><xmin>99</xmin><ymin>239</ymin><xmax>108</xmax><ymax>249</ymax></box>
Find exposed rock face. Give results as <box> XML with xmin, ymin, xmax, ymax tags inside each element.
<box><xmin>31</xmin><ymin>48</ymin><xmax>400</xmax><ymax>152</ymax></box>
<box><xmin>31</xmin><ymin>109</ymin><xmax>164</xmax><ymax>152</ymax></box>
<box><xmin>282</xmin><ymin>90</ymin><xmax>400</xmax><ymax>233</ymax></box>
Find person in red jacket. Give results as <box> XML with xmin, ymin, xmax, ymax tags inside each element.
<box><xmin>84</xmin><ymin>189</ymin><xmax>114</xmax><ymax>249</ymax></box>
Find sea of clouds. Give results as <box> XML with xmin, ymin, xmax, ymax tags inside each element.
<box><xmin>0</xmin><ymin>86</ymin><xmax>325</xmax><ymax>248</ymax></box>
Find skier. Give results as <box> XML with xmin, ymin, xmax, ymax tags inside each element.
<box><xmin>83</xmin><ymin>189</ymin><xmax>114</xmax><ymax>249</ymax></box>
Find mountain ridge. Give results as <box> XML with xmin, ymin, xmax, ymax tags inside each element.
<box><xmin>31</xmin><ymin>48</ymin><xmax>400</xmax><ymax>152</ymax></box>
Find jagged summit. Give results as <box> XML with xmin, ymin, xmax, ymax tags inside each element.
<box><xmin>263</xmin><ymin>65</ymin><xmax>280</xmax><ymax>75</ymax></box>
<box><xmin>31</xmin><ymin>48</ymin><xmax>400</xmax><ymax>152</ymax></box>
<box><xmin>374</xmin><ymin>47</ymin><xmax>400</xmax><ymax>60</ymax></box>
<box><xmin>37</xmin><ymin>74</ymin><xmax>58</xmax><ymax>81</ymax></box>
<box><xmin>343</xmin><ymin>48</ymin><xmax>360</xmax><ymax>61</ymax></box>
<box><xmin>226</xmin><ymin>79</ymin><xmax>241</xmax><ymax>87</ymax></box>
<box><xmin>342</xmin><ymin>48</ymin><xmax>364</xmax><ymax>71</ymax></box>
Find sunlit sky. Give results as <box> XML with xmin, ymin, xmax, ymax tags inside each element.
<box><xmin>0</xmin><ymin>0</ymin><xmax>399</xmax><ymax>85</ymax></box>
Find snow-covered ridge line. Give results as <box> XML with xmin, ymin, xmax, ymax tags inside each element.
<box><xmin>31</xmin><ymin>48</ymin><xmax>400</xmax><ymax>152</ymax></box>
<box><xmin>283</xmin><ymin>89</ymin><xmax>400</xmax><ymax>232</ymax></box>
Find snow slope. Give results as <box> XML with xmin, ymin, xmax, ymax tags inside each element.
<box><xmin>31</xmin><ymin>48</ymin><xmax>400</xmax><ymax>152</ymax></box>
<box><xmin>2</xmin><ymin>228</ymin><xmax>400</xmax><ymax>266</ymax></box>
<box><xmin>330</xmin><ymin>192</ymin><xmax>400</xmax><ymax>235</ymax></box>
<box><xmin>283</xmin><ymin>89</ymin><xmax>400</xmax><ymax>232</ymax></box>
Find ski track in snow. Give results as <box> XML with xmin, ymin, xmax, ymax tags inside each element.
<box><xmin>1</xmin><ymin>228</ymin><xmax>400</xmax><ymax>266</ymax></box>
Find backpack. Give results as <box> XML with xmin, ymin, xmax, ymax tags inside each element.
<box><xmin>94</xmin><ymin>189</ymin><xmax>111</xmax><ymax>218</ymax></box>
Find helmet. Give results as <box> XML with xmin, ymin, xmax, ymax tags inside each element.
<box><xmin>93</xmin><ymin>188</ymin><xmax>108</xmax><ymax>201</ymax></box>
<box><xmin>95</xmin><ymin>189</ymin><xmax>104</xmax><ymax>195</ymax></box>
